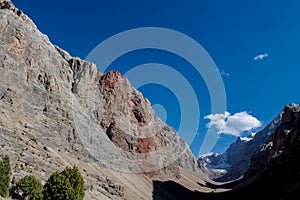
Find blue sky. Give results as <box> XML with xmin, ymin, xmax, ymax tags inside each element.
<box><xmin>13</xmin><ymin>0</ymin><xmax>300</xmax><ymax>155</ymax></box>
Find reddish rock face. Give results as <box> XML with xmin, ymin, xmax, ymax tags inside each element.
<box><xmin>96</xmin><ymin>69</ymin><xmax>185</xmax><ymax>175</ymax></box>
<box><xmin>100</xmin><ymin>70</ymin><xmax>122</xmax><ymax>91</ymax></box>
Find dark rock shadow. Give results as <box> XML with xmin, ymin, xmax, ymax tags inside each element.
<box><xmin>152</xmin><ymin>179</ymin><xmax>298</xmax><ymax>200</ymax></box>
<box><xmin>152</xmin><ymin>180</ymin><xmax>237</xmax><ymax>200</ymax></box>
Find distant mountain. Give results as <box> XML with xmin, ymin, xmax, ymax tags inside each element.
<box><xmin>201</xmin><ymin>112</ymin><xmax>280</xmax><ymax>181</ymax></box>
<box><xmin>199</xmin><ymin>136</ymin><xmax>249</xmax><ymax>179</ymax></box>
<box><xmin>220</xmin><ymin>117</ymin><xmax>280</xmax><ymax>181</ymax></box>
<box><xmin>154</xmin><ymin>104</ymin><xmax>300</xmax><ymax>200</ymax></box>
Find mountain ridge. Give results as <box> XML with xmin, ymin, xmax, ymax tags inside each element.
<box><xmin>0</xmin><ymin>1</ymin><xmax>211</xmax><ymax>199</ymax></box>
<box><xmin>201</xmin><ymin>109</ymin><xmax>281</xmax><ymax>181</ymax></box>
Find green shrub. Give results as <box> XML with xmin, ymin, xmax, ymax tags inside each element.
<box><xmin>13</xmin><ymin>175</ymin><xmax>43</xmax><ymax>200</ymax></box>
<box><xmin>43</xmin><ymin>166</ymin><xmax>85</xmax><ymax>200</ymax></box>
<box><xmin>0</xmin><ymin>155</ymin><xmax>11</xmax><ymax>197</ymax></box>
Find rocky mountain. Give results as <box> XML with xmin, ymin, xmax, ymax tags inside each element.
<box><xmin>214</xmin><ymin>116</ymin><xmax>279</xmax><ymax>181</ymax></box>
<box><xmin>233</xmin><ymin>103</ymin><xmax>300</xmax><ymax>200</ymax></box>
<box><xmin>201</xmin><ymin>104</ymin><xmax>299</xmax><ymax>183</ymax></box>
<box><xmin>0</xmin><ymin>1</ymin><xmax>211</xmax><ymax>199</ymax></box>
<box><xmin>244</xmin><ymin>104</ymin><xmax>300</xmax><ymax>180</ymax></box>
<box><xmin>1</xmin><ymin>1</ymin><xmax>300</xmax><ymax>200</ymax></box>
<box><xmin>200</xmin><ymin>117</ymin><xmax>279</xmax><ymax>182</ymax></box>
<box><xmin>199</xmin><ymin>136</ymin><xmax>250</xmax><ymax>179</ymax></box>
<box><xmin>157</xmin><ymin>104</ymin><xmax>300</xmax><ymax>200</ymax></box>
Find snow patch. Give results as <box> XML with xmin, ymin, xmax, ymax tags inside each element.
<box><xmin>240</xmin><ymin>137</ymin><xmax>252</xmax><ymax>142</ymax></box>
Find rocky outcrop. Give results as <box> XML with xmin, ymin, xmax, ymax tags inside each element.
<box><xmin>245</xmin><ymin>104</ymin><xmax>300</xmax><ymax>180</ymax></box>
<box><xmin>0</xmin><ymin>1</ymin><xmax>208</xmax><ymax>199</ymax></box>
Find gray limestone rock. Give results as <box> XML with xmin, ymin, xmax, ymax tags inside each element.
<box><xmin>0</xmin><ymin>1</ymin><xmax>207</xmax><ymax>199</ymax></box>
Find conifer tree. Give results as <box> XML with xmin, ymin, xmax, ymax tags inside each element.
<box><xmin>43</xmin><ymin>166</ymin><xmax>85</xmax><ymax>200</ymax></box>
<box><xmin>0</xmin><ymin>155</ymin><xmax>11</xmax><ymax>198</ymax></box>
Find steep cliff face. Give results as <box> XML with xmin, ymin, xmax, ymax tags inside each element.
<box><xmin>244</xmin><ymin>104</ymin><xmax>300</xmax><ymax>184</ymax></box>
<box><xmin>0</xmin><ymin>1</ymin><xmax>209</xmax><ymax>199</ymax></box>
<box><xmin>226</xmin><ymin>104</ymin><xmax>300</xmax><ymax>200</ymax></box>
<box><xmin>216</xmin><ymin>105</ymin><xmax>297</xmax><ymax>183</ymax></box>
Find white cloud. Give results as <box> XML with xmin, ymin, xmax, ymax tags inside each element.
<box><xmin>254</xmin><ymin>53</ymin><xmax>268</xmax><ymax>60</ymax></box>
<box><xmin>215</xmin><ymin>69</ymin><xmax>230</xmax><ymax>77</ymax></box>
<box><xmin>220</xmin><ymin>70</ymin><xmax>230</xmax><ymax>77</ymax></box>
<box><xmin>204</xmin><ymin>111</ymin><xmax>262</xmax><ymax>137</ymax></box>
